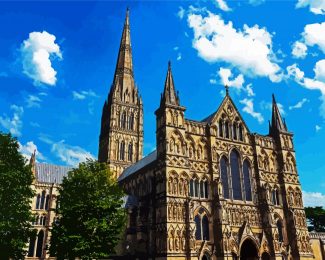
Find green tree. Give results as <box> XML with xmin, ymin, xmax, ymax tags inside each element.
<box><xmin>305</xmin><ymin>206</ymin><xmax>325</xmax><ymax>232</ymax></box>
<box><xmin>0</xmin><ymin>132</ymin><xmax>35</xmax><ymax>259</ymax></box>
<box><xmin>49</xmin><ymin>160</ymin><xmax>126</xmax><ymax>259</ymax></box>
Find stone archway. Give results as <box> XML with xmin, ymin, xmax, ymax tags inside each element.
<box><xmin>240</xmin><ymin>239</ymin><xmax>259</xmax><ymax>260</ymax></box>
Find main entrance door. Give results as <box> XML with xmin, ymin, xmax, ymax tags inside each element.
<box><xmin>240</xmin><ymin>239</ymin><xmax>259</xmax><ymax>260</ymax></box>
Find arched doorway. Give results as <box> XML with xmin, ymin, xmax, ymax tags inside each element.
<box><xmin>261</xmin><ymin>252</ymin><xmax>271</xmax><ymax>260</ymax></box>
<box><xmin>240</xmin><ymin>239</ymin><xmax>258</xmax><ymax>260</ymax></box>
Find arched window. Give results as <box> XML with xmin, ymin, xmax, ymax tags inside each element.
<box><xmin>243</xmin><ymin>160</ymin><xmax>252</xmax><ymax>201</ymax></box>
<box><xmin>40</xmin><ymin>190</ymin><xmax>46</xmax><ymax>209</ymax></box>
<box><xmin>195</xmin><ymin>180</ymin><xmax>200</xmax><ymax>197</ymax></box>
<box><xmin>128</xmin><ymin>143</ymin><xmax>133</xmax><ymax>161</ymax></box>
<box><xmin>233</xmin><ymin>123</ymin><xmax>237</xmax><ymax>140</ymax></box>
<box><xmin>36</xmin><ymin>194</ymin><xmax>40</xmax><ymax>209</ymax></box>
<box><xmin>230</xmin><ymin>150</ymin><xmax>242</xmax><ymax>200</ymax></box>
<box><xmin>272</xmin><ymin>189</ymin><xmax>280</xmax><ymax>205</ymax></box>
<box><xmin>35</xmin><ymin>230</ymin><xmax>44</xmax><ymax>257</ymax></box>
<box><xmin>239</xmin><ymin>124</ymin><xmax>243</xmax><ymax>141</ymax></box>
<box><xmin>202</xmin><ymin>215</ymin><xmax>210</xmax><ymax>240</ymax></box>
<box><xmin>219</xmin><ymin>120</ymin><xmax>223</xmax><ymax>137</ymax></box>
<box><xmin>194</xmin><ymin>215</ymin><xmax>201</xmax><ymax>240</ymax></box>
<box><xmin>45</xmin><ymin>195</ymin><xmax>50</xmax><ymax>210</ymax></box>
<box><xmin>28</xmin><ymin>235</ymin><xmax>36</xmax><ymax>257</ymax></box>
<box><xmin>42</xmin><ymin>215</ymin><xmax>46</xmax><ymax>226</ymax></box>
<box><xmin>129</xmin><ymin>113</ymin><xmax>134</xmax><ymax>130</ymax></box>
<box><xmin>200</xmin><ymin>181</ymin><xmax>204</xmax><ymax>198</ymax></box>
<box><xmin>35</xmin><ymin>215</ymin><xmax>39</xmax><ymax>225</ymax></box>
<box><xmin>189</xmin><ymin>179</ymin><xmax>194</xmax><ymax>196</ymax></box>
<box><xmin>121</xmin><ymin>111</ymin><xmax>127</xmax><ymax>129</ymax></box>
<box><xmin>220</xmin><ymin>156</ymin><xmax>229</xmax><ymax>199</ymax></box>
<box><xmin>120</xmin><ymin>141</ymin><xmax>125</xmax><ymax>160</ymax></box>
<box><xmin>204</xmin><ymin>181</ymin><xmax>208</xmax><ymax>198</ymax></box>
<box><xmin>194</xmin><ymin>209</ymin><xmax>210</xmax><ymax>241</ymax></box>
<box><xmin>225</xmin><ymin>121</ymin><xmax>230</xmax><ymax>139</ymax></box>
<box><xmin>277</xmin><ymin>220</ymin><xmax>284</xmax><ymax>242</ymax></box>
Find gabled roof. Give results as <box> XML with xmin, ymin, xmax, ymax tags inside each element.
<box><xmin>35</xmin><ymin>163</ymin><xmax>72</xmax><ymax>184</ymax></box>
<box><xmin>118</xmin><ymin>150</ymin><xmax>157</xmax><ymax>182</ymax></box>
<box><xmin>201</xmin><ymin>91</ymin><xmax>250</xmax><ymax>133</ymax></box>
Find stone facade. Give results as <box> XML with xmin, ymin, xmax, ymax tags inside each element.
<box><xmin>103</xmin><ymin>10</ymin><xmax>322</xmax><ymax>260</ymax></box>
<box><xmin>25</xmin><ymin>152</ymin><xmax>72</xmax><ymax>259</ymax></box>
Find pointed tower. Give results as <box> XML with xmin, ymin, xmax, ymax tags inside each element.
<box><xmin>29</xmin><ymin>150</ymin><xmax>36</xmax><ymax>178</ymax></box>
<box><xmin>98</xmin><ymin>9</ymin><xmax>143</xmax><ymax>178</ymax></box>
<box><xmin>269</xmin><ymin>94</ymin><xmax>288</xmax><ymax>136</ymax></box>
<box><xmin>155</xmin><ymin>62</ymin><xmax>185</xmax><ymax>156</ymax></box>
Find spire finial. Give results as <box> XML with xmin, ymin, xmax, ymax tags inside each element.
<box><xmin>225</xmin><ymin>85</ymin><xmax>229</xmax><ymax>95</ymax></box>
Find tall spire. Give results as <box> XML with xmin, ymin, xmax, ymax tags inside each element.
<box><xmin>115</xmin><ymin>8</ymin><xmax>133</xmax><ymax>78</ymax></box>
<box><xmin>161</xmin><ymin>61</ymin><xmax>179</xmax><ymax>106</ymax></box>
<box><xmin>270</xmin><ymin>94</ymin><xmax>287</xmax><ymax>134</ymax></box>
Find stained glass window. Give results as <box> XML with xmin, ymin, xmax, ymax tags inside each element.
<box><xmin>194</xmin><ymin>215</ymin><xmax>201</xmax><ymax>240</ymax></box>
<box><xmin>202</xmin><ymin>215</ymin><xmax>210</xmax><ymax>240</ymax></box>
<box><xmin>221</xmin><ymin>156</ymin><xmax>229</xmax><ymax>199</ymax></box>
<box><xmin>243</xmin><ymin>160</ymin><xmax>252</xmax><ymax>201</ymax></box>
<box><xmin>231</xmin><ymin>150</ymin><xmax>242</xmax><ymax>200</ymax></box>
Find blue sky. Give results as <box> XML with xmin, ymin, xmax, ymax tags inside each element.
<box><xmin>0</xmin><ymin>1</ymin><xmax>325</xmax><ymax>206</ymax></box>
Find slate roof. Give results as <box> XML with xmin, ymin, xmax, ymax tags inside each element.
<box><xmin>118</xmin><ymin>150</ymin><xmax>157</xmax><ymax>182</ymax></box>
<box><xmin>201</xmin><ymin>111</ymin><xmax>216</xmax><ymax>123</ymax></box>
<box><xmin>35</xmin><ymin>163</ymin><xmax>73</xmax><ymax>184</ymax></box>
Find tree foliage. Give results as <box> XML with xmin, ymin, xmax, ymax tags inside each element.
<box><xmin>49</xmin><ymin>160</ymin><xmax>126</xmax><ymax>259</ymax></box>
<box><xmin>305</xmin><ymin>206</ymin><xmax>325</xmax><ymax>232</ymax></box>
<box><xmin>0</xmin><ymin>132</ymin><xmax>35</xmax><ymax>259</ymax></box>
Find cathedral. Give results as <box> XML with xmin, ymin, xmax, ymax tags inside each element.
<box><xmin>99</xmin><ymin>9</ymin><xmax>325</xmax><ymax>260</ymax></box>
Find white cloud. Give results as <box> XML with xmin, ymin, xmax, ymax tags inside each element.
<box><xmin>20</xmin><ymin>31</ymin><xmax>62</xmax><ymax>86</ymax></box>
<box><xmin>177</xmin><ymin>53</ymin><xmax>182</xmax><ymax>61</ymax></box>
<box><xmin>219</xmin><ymin>67</ymin><xmax>244</xmax><ymax>89</ymax></box>
<box><xmin>187</xmin><ymin>11</ymin><xmax>282</xmax><ymax>82</ymax></box>
<box><xmin>72</xmin><ymin>89</ymin><xmax>98</xmax><ymax>100</ymax></box>
<box><xmin>51</xmin><ymin>140</ymin><xmax>95</xmax><ymax>166</ymax></box>
<box><xmin>303</xmin><ymin>22</ymin><xmax>325</xmax><ymax>53</ymax></box>
<box><xmin>26</xmin><ymin>94</ymin><xmax>42</xmax><ymax>108</ymax></box>
<box><xmin>316</xmin><ymin>125</ymin><xmax>322</xmax><ymax>132</ymax></box>
<box><xmin>289</xmin><ymin>98</ymin><xmax>309</xmax><ymax>110</ymax></box>
<box><xmin>287</xmin><ymin>61</ymin><xmax>325</xmax><ymax>117</ymax></box>
<box><xmin>177</xmin><ymin>6</ymin><xmax>185</xmax><ymax>19</ymax></box>
<box><xmin>0</xmin><ymin>105</ymin><xmax>24</xmax><ymax>136</ymax></box>
<box><xmin>245</xmin><ymin>83</ymin><xmax>255</xmax><ymax>97</ymax></box>
<box><xmin>214</xmin><ymin>0</ymin><xmax>231</xmax><ymax>12</ymax></box>
<box><xmin>19</xmin><ymin>141</ymin><xmax>46</xmax><ymax>161</ymax></box>
<box><xmin>248</xmin><ymin>0</ymin><xmax>265</xmax><ymax>6</ymax></box>
<box><xmin>30</xmin><ymin>121</ymin><xmax>40</xmax><ymax>128</ymax></box>
<box><xmin>296</xmin><ymin>0</ymin><xmax>325</xmax><ymax>15</ymax></box>
<box><xmin>240</xmin><ymin>98</ymin><xmax>264</xmax><ymax>123</ymax></box>
<box><xmin>292</xmin><ymin>41</ymin><xmax>307</xmax><ymax>59</ymax></box>
<box><xmin>260</xmin><ymin>100</ymin><xmax>286</xmax><ymax>116</ymax></box>
<box><xmin>210</xmin><ymin>78</ymin><xmax>217</xmax><ymax>84</ymax></box>
<box><xmin>302</xmin><ymin>191</ymin><xmax>325</xmax><ymax>208</ymax></box>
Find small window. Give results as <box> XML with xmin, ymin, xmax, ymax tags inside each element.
<box><xmin>189</xmin><ymin>180</ymin><xmax>194</xmax><ymax>197</ymax></box>
<box><xmin>219</xmin><ymin>120</ymin><xmax>223</xmax><ymax>137</ymax></box>
<box><xmin>45</xmin><ymin>195</ymin><xmax>50</xmax><ymax>210</ymax></box>
<box><xmin>243</xmin><ymin>160</ymin><xmax>252</xmax><ymax>201</ymax></box>
<box><xmin>36</xmin><ymin>194</ymin><xmax>40</xmax><ymax>209</ymax></box>
<box><xmin>120</xmin><ymin>141</ymin><xmax>125</xmax><ymax>160</ymax></box>
<box><xmin>129</xmin><ymin>113</ymin><xmax>134</xmax><ymax>130</ymax></box>
<box><xmin>200</xmin><ymin>181</ymin><xmax>204</xmax><ymax>198</ymax></box>
<box><xmin>194</xmin><ymin>208</ymin><xmax>210</xmax><ymax>241</ymax></box>
<box><xmin>195</xmin><ymin>180</ymin><xmax>200</xmax><ymax>197</ymax></box>
<box><xmin>128</xmin><ymin>143</ymin><xmax>133</xmax><ymax>161</ymax></box>
<box><xmin>233</xmin><ymin>123</ymin><xmax>237</xmax><ymax>140</ymax></box>
<box><xmin>239</xmin><ymin>125</ymin><xmax>243</xmax><ymax>141</ymax></box>
<box><xmin>40</xmin><ymin>191</ymin><xmax>46</xmax><ymax>209</ymax></box>
<box><xmin>225</xmin><ymin>122</ymin><xmax>230</xmax><ymax>139</ymax></box>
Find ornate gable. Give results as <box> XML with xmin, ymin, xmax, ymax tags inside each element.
<box><xmin>202</xmin><ymin>91</ymin><xmax>250</xmax><ymax>142</ymax></box>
